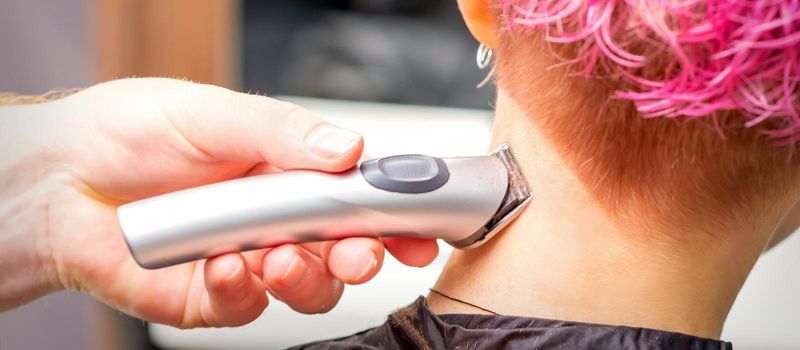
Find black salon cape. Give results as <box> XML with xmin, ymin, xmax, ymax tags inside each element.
<box><xmin>290</xmin><ymin>297</ymin><xmax>732</xmax><ymax>350</ymax></box>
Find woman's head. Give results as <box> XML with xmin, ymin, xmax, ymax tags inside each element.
<box><xmin>496</xmin><ymin>0</ymin><xmax>800</xmax><ymax>140</ymax></box>
<box><xmin>458</xmin><ymin>0</ymin><xmax>800</xmax><ymax>241</ymax></box>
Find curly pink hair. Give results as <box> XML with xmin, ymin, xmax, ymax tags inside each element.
<box><xmin>498</xmin><ymin>0</ymin><xmax>800</xmax><ymax>143</ymax></box>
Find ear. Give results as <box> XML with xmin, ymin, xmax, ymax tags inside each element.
<box><xmin>457</xmin><ymin>0</ymin><xmax>498</xmax><ymax>48</ymax></box>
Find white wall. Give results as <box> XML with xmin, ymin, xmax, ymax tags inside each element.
<box><xmin>723</xmin><ymin>232</ymin><xmax>800</xmax><ymax>349</ymax></box>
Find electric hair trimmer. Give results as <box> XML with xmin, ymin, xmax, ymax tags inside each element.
<box><xmin>118</xmin><ymin>144</ymin><xmax>532</xmax><ymax>269</ymax></box>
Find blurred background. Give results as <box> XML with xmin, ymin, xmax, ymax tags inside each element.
<box><xmin>0</xmin><ymin>0</ymin><xmax>798</xmax><ymax>349</ymax></box>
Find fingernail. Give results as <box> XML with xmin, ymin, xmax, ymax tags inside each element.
<box><xmin>276</xmin><ymin>250</ymin><xmax>308</xmax><ymax>289</ymax></box>
<box><xmin>305</xmin><ymin>124</ymin><xmax>361</xmax><ymax>159</ymax></box>
<box><xmin>353</xmin><ymin>251</ymin><xmax>377</xmax><ymax>282</ymax></box>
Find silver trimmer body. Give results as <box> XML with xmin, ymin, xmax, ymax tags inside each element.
<box><xmin>118</xmin><ymin>144</ymin><xmax>532</xmax><ymax>269</ymax></box>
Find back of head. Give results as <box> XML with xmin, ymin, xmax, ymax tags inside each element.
<box><xmin>491</xmin><ymin>0</ymin><xmax>800</xmax><ymax>240</ymax></box>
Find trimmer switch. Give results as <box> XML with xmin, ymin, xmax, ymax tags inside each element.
<box><xmin>360</xmin><ymin>155</ymin><xmax>450</xmax><ymax>193</ymax></box>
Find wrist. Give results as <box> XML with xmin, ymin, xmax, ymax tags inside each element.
<box><xmin>0</xmin><ymin>102</ymin><xmax>71</xmax><ymax>309</ymax></box>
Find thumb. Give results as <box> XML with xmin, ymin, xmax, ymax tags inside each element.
<box><xmin>164</xmin><ymin>81</ymin><xmax>363</xmax><ymax>172</ymax></box>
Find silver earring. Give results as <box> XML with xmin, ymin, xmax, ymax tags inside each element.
<box><xmin>476</xmin><ymin>43</ymin><xmax>495</xmax><ymax>88</ymax></box>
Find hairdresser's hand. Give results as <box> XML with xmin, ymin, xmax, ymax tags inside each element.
<box><xmin>0</xmin><ymin>78</ymin><xmax>439</xmax><ymax>327</ymax></box>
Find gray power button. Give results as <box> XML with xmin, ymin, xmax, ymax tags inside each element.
<box><xmin>360</xmin><ymin>155</ymin><xmax>450</xmax><ymax>193</ymax></box>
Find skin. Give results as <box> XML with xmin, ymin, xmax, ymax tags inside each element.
<box><xmin>0</xmin><ymin>78</ymin><xmax>438</xmax><ymax>328</ymax></box>
<box><xmin>428</xmin><ymin>1</ymin><xmax>800</xmax><ymax>339</ymax></box>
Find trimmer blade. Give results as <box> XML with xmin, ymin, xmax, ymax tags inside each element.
<box><xmin>448</xmin><ymin>143</ymin><xmax>533</xmax><ymax>248</ymax></box>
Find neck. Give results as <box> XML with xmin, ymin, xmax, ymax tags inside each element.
<box><xmin>429</xmin><ymin>90</ymin><xmax>772</xmax><ymax>340</ymax></box>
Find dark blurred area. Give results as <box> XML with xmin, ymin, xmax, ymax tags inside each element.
<box><xmin>242</xmin><ymin>0</ymin><xmax>494</xmax><ymax>109</ymax></box>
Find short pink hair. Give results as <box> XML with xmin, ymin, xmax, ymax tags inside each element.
<box><xmin>499</xmin><ymin>0</ymin><xmax>800</xmax><ymax>143</ymax></box>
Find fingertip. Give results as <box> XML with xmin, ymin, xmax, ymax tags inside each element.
<box><xmin>328</xmin><ymin>238</ymin><xmax>384</xmax><ymax>285</ymax></box>
<box><xmin>205</xmin><ymin>253</ymin><xmax>246</xmax><ymax>290</ymax></box>
<box><xmin>305</xmin><ymin>126</ymin><xmax>364</xmax><ymax>173</ymax></box>
<box><xmin>201</xmin><ymin>274</ymin><xmax>269</xmax><ymax>327</ymax></box>
<box><xmin>272</xmin><ymin>125</ymin><xmax>363</xmax><ymax>173</ymax></box>
<box><xmin>201</xmin><ymin>254</ymin><xmax>269</xmax><ymax>327</ymax></box>
<box><xmin>384</xmin><ymin>237</ymin><xmax>439</xmax><ymax>267</ymax></box>
<box><xmin>262</xmin><ymin>245</ymin><xmax>308</xmax><ymax>289</ymax></box>
<box><xmin>262</xmin><ymin>245</ymin><xmax>344</xmax><ymax>314</ymax></box>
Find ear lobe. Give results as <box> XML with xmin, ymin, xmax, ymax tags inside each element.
<box><xmin>457</xmin><ymin>0</ymin><xmax>498</xmax><ymax>48</ymax></box>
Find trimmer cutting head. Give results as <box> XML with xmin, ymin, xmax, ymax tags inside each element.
<box><xmin>447</xmin><ymin>144</ymin><xmax>533</xmax><ymax>249</ymax></box>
